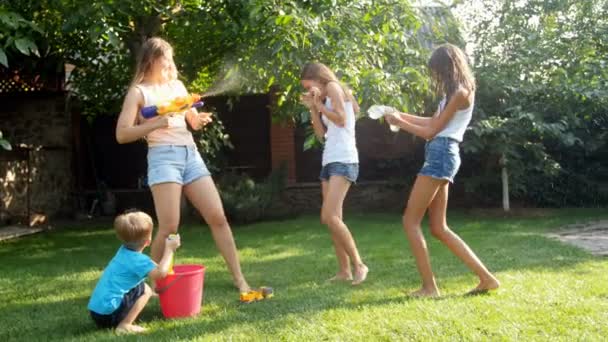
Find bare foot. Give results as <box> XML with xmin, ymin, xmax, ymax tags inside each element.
<box><xmin>409</xmin><ymin>287</ymin><xmax>440</xmax><ymax>298</ymax></box>
<box><xmin>351</xmin><ymin>264</ymin><xmax>369</xmax><ymax>286</ymax></box>
<box><xmin>467</xmin><ymin>276</ymin><xmax>500</xmax><ymax>295</ymax></box>
<box><xmin>115</xmin><ymin>324</ymin><xmax>147</xmax><ymax>334</ymax></box>
<box><xmin>327</xmin><ymin>272</ymin><xmax>353</xmax><ymax>282</ymax></box>
<box><xmin>234</xmin><ymin>278</ymin><xmax>251</xmax><ymax>293</ymax></box>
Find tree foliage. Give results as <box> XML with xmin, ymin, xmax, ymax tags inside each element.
<box><xmin>3</xmin><ymin>0</ymin><xmax>455</xmax><ymax>118</ymax></box>
<box><xmin>0</xmin><ymin>7</ymin><xmax>42</xmax><ymax>68</ymax></box>
<box><xmin>4</xmin><ymin>0</ymin><xmax>452</xmax><ymax>165</ymax></box>
<box><xmin>459</xmin><ymin>0</ymin><xmax>608</xmax><ymax>206</ymax></box>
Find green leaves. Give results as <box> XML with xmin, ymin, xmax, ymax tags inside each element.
<box><xmin>0</xmin><ymin>9</ymin><xmax>42</xmax><ymax>67</ymax></box>
<box><xmin>0</xmin><ymin>131</ymin><xmax>12</xmax><ymax>151</ymax></box>
<box><xmin>212</xmin><ymin>0</ymin><xmax>435</xmax><ymax>124</ymax></box>
<box><xmin>14</xmin><ymin>38</ymin><xmax>39</xmax><ymax>57</ymax></box>
<box><xmin>459</xmin><ymin>0</ymin><xmax>608</xmax><ymax>206</ymax></box>
<box><xmin>0</xmin><ymin>48</ymin><xmax>7</xmax><ymax>68</ymax></box>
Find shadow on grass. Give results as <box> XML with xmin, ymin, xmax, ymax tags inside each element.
<box><xmin>0</xmin><ymin>295</ymin><xmax>97</xmax><ymax>341</ymax></box>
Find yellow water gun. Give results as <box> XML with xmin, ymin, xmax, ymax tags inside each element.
<box><xmin>141</xmin><ymin>94</ymin><xmax>204</xmax><ymax>118</ymax></box>
<box><xmin>239</xmin><ymin>287</ymin><xmax>274</xmax><ymax>303</ymax></box>
<box><xmin>167</xmin><ymin>234</ymin><xmax>179</xmax><ymax>275</ymax></box>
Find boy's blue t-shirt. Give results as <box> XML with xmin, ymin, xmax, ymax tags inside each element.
<box><xmin>88</xmin><ymin>245</ymin><xmax>156</xmax><ymax>315</ymax></box>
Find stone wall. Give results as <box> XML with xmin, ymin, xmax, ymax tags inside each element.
<box><xmin>0</xmin><ymin>93</ymin><xmax>72</xmax><ymax>224</ymax></box>
<box><xmin>282</xmin><ymin>181</ymin><xmax>412</xmax><ymax>214</ymax></box>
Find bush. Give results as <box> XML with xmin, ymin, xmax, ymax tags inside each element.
<box><xmin>456</xmin><ymin>0</ymin><xmax>608</xmax><ymax>207</ymax></box>
<box><xmin>217</xmin><ymin>166</ymin><xmax>287</xmax><ymax>224</ymax></box>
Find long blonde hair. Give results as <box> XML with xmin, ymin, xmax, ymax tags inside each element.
<box><xmin>300</xmin><ymin>62</ymin><xmax>359</xmax><ymax>113</ymax></box>
<box><xmin>428</xmin><ymin>43</ymin><xmax>476</xmax><ymax>102</ymax></box>
<box><xmin>130</xmin><ymin>37</ymin><xmax>177</xmax><ymax>87</ymax></box>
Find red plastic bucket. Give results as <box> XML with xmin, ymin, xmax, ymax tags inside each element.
<box><xmin>155</xmin><ymin>264</ymin><xmax>205</xmax><ymax>318</ymax></box>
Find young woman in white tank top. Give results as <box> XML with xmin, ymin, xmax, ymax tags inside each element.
<box><xmin>385</xmin><ymin>44</ymin><xmax>500</xmax><ymax>297</ymax></box>
<box><xmin>115</xmin><ymin>37</ymin><xmax>256</xmax><ymax>294</ymax></box>
<box><xmin>300</xmin><ymin>62</ymin><xmax>368</xmax><ymax>285</ymax></box>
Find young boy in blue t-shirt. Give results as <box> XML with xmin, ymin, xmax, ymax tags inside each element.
<box><xmin>88</xmin><ymin>210</ymin><xmax>180</xmax><ymax>334</ymax></box>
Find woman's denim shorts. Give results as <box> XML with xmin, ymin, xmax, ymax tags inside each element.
<box><xmin>319</xmin><ymin>162</ymin><xmax>359</xmax><ymax>183</ymax></box>
<box><xmin>418</xmin><ymin>136</ymin><xmax>461</xmax><ymax>183</ymax></box>
<box><xmin>147</xmin><ymin>145</ymin><xmax>211</xmax><ymax>187</ymax></box>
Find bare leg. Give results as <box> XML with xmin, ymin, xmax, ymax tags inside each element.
<box><xmin>184</xmin><ymin>176</ymin><xmax>250</xmax><ymax>292</ymax></box>
<box><xmin>428</xmin><ymin>182</ymin><xmax>500</xmax><ymax>293</ymax></box>
<box><xmin>150</xmin><ymin>183</ymin><xmax>183</xmax><ymax>262</ymax></box>
<box><xmin>115</xmin><ymin>283</ymin><xmax>153</xmax><ymax>334</ymax></box>
<box><xmin>402</xmin><ymin>175</ymin><xmax>443</xmax><ymax>297</ymax></box>
<box><xmin>322</xmin><ymin>176</ymin><xmax>368</xmax><ymax>285</ymax></box>
<box><xmin>321</xmin><ymin>181</ymin><xmax>351</xmax><ymax>281</ymax></box>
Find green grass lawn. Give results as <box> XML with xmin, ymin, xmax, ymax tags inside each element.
<box><xmin>1</xmin><ymin>209</ymin><xmax>607</xmax><ymax>341</ymax></box>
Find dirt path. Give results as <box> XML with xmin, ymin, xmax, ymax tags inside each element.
<box><xmin>548</xmin><ymin>220</ymin><xmax>608</xmax><ymax>256</ymax></box>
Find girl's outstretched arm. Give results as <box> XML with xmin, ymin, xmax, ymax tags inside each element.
<box><xmin>396</xmin><ymin>112</ymin><xmax>432</xmax><ymax>126</ymax></box>
<box><xmin>116</xmin><ymin>87</ymin><xmax>169</xmax><ymax>144</ymax></box>
<box><xmin>387</xmin><ymin>89</ymin><xmax>471</xmax><ymax>140</ymax></box>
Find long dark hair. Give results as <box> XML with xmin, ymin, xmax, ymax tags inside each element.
<box><xmin>428</xmin><ymin>43</ymin><xmax>476</xmax><ymax>102</ymax></box>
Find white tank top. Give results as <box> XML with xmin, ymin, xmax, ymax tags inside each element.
<box><xmin>134</xmin><ymin>80</ymin><xmax>196</xmax><ymax>147</ymax></box>
<box><xmin>320</xmin><ymin>97</ymin><xmax>359</xmax><ymax>166</ymax></box>
<box><xmin>435</xmin><ymin>96</ymin><xmax>474</xmax><ymax>142</ymax></box>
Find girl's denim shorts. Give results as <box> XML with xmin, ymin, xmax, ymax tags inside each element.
<box><xmin>319</xmin><ymin>162</ymin><xmax>359</xmax><ymax>183</ymax></box>
<box><xmin>147</xmin><ymin>145</ymin><xmax>211</xmax><ymax>187</ymax></box>
<box><xmin>418</xmin><ymin>136</ymin><xmax>461</xmax><ymax>183</ymax></box>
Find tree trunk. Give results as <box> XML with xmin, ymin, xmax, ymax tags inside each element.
<box><xmin>125</xmin><ymin>15</ymin><xmax>164</xmax><ymax>61</ymax></box>
<box><xmin>500</xmin><ymin>154</ymin><xmax>510</xmax><ymax>212</ymax></box>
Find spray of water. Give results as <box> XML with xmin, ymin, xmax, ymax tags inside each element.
<box><xmin>201</xmin><ymin>66</ymin><xmax>244</xmax><ymax>98</ymax></box>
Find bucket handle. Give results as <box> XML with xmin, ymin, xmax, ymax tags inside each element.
<box><xmin>155</xmin><ymin>274</ymin><xmax>185</xmax><ymax>294</ymax></box>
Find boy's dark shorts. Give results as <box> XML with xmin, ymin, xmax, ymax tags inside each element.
<box><xmin>90</xmin><ymin>282</ymin><xmax>146</xmax><ymax>329</ymax></box>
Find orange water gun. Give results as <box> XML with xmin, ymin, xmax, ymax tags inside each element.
<box><xmin>239</xmin><ymin>287</ymin><xmax>274</xmax><ymax>303</ymax></box>
<box><xmin>141</xmin><ymin>94</ymin><xmax>204</xmax><ymax>118</ymax></box>
<box><xmin>167</xmin><ymin>234</ymin><xmax>179</xmax><ymax>275</ymax></box>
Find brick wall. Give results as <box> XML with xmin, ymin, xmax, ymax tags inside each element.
<box><xmin>269</xmin><ymin>117</ymin><xmax>297</xmax><ymax>184</ymax></box>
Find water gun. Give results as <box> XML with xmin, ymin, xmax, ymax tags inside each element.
<box><xmin>167</xmin><ymin>234</ymin><xmax>179</xmax><ymax>275</ymax></box>
<box><xmin>141</xmin><ymin>94</ymin><xmax>204</xmax><ymax>119</ymax></box>
<box><xmin>240</xmin><ymin>287</ymin><xmax>274</xmax><ymax>303</ymax></box>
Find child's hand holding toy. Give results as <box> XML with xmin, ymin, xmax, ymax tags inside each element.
<box><xmin>384</xmin><ymin>111</ymin><xmax>403</xmax><ymax>132</ymax></box>
<box><xmin>367</xmin><ymin>105</ymin><xmax>400</xmax><ymax>132</ymax></box>
<box><xmin>165</xmin><ymin>234</ymin><xmax>181</xmax><ymax>252</ymax></box>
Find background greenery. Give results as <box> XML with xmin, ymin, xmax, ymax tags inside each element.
<box><xmin>1</xmin><ymin>0</ymin><xmax>606</xmax><ymax>207</ymax></box>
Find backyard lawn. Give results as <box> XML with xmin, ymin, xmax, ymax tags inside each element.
<box><xmin>1</xmin><ymin>209</ymin><xmax>607</xmax><ymax>341</ymax></box>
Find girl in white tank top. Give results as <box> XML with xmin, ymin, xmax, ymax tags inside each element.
<box><xmin>300</xmin><ymin>62</ymin><xmax>368</xmax><ymax>286</ymax></box>
<box><xmin>321</xmin><ymin>97</ymin><xmax>359</xmax><ymax>166</ymax></box>
<box><xmin>384</xmin><ymin>44</ymin><xmax>500</xmax><ymax>297</ymax></box>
